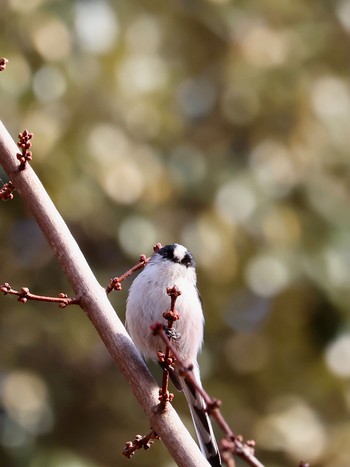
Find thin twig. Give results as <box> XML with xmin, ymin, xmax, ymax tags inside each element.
<box><xmin>0</xmin><ymin>58</ymin><xmax>8</xmax><ymax>71</ymax></box>
<box><xmin>157</xmin><ymin>285</ymin><xmax>181</xmax><ymax>409</ymax></box>
<box><xmin>0</xmin><ymin>283</ymin><xmax>79</xmax><ymax>308</ymax></box>
<box><xmin>0</xmin><ymin>180</ymin><xmax>15</xmax><ymax>200</ymax></box>
<box><xmin>106</xmin><ymin>254</ymin><xmax>148</xmax><ymax>293</ymax></box>
<box><xmin>123</xmin><ymin>430</ymin><xmax>160</xmax><ymax>458</ymax></box>
<box><xmin>106</xmin><ymin>243</ymin><xmax>162</xmax><ymax>293</ymax></box>
<box><xmin>151</xmin><ymin>322</ymin><xmax>265</xmax><ymax>467</ymax></box>
<box><xmin>16</xmin><ymin>130</ymin><xmax>33</xmax><ymax>170</ymax></box>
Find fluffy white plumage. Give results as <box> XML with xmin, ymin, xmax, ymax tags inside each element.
<box><xmin>126</xmin><ymin>243</ymin><xmax>221</xmax><ymax>467</ymax></box>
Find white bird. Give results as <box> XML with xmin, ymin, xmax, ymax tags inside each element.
<box><xmin>126</xmin><ymin>243</ymin><xmax>221</xmax><ymax>466</ymax></box>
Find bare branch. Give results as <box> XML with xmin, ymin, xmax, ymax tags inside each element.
<box><xmin>0</xmin><ymin>58</ymin><xmax>8</xmax><ymax>71</ymax></box>
<box><xmin>123</xmin><ymin>430</ymin><xmax>160</xmax><ymax>458</ymax></box>
<box><xmin>0</xmin><ymin>283</ymin><xmax>79</xmax><ymax>308</ymax></box>
<box><xmin>156</xmin><ymin>286</ymin><xmax>182</xmax><ymax>410</ymax></box>
<box><xmin>0</xmin><ymin>120</ymin><xmax>210</xmax><ymax>467</ymax></box>
<box><xmin>16</xmin><ymin>129</ymin><xmax>33</xmax><ymax>170</ymax></box>
<box><xmin>152</xmin><ymin>322</ymin><xmax>265</xmax><ymax>467</ymax></box>
<box><xmin>0</xmin><ymin>180</ymin><xmax>14</xmax><ymax>200</ymax></box>
<box><xmin>106</xmin><ymin>253</ymin><xmax>149</xmax><ymax>293</ymax></box>
<box><xmin>106</xmin><ymin>243</ymin><xmax>162</xmax><ymax>293</ymax></box>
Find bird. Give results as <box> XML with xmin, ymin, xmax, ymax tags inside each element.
<box><xmin>126</xmin><ymin>243</ymin><xmax>221</xmax><ymax>467</ymax></box>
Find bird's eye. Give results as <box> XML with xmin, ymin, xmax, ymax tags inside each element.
<box><xmin>181</xmin><ymin>253</ymin><xmax>192</xmax><ymax>266</ymax></box>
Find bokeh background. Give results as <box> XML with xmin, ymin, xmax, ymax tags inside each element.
<box><xmin>1</xmin><ymin>0</ymin><xmax>350</xmax><ymax>466</ymax></box>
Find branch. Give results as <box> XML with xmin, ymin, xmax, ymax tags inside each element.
<box><xmin>0</xmin><ymin>283</ymin><xmax>79</xmax><ymax>307</ymax></box>
<box><xmin>16</xmin><ymin>129</ymin><xmax>33</xmax><ymax>170</ymax></box>
<box><xmin>106</xmin><ymin>243</ymin><xmax>162</xmax><ymax>293</ymax></box>
<box><xmin>151</xmin><ymin>322</ymin><xmax>265</xmax><ymax>467</ymax></box>
<box><xmin>0</xmin><ymin>58</ymin><xmax>8</xmax><ymax>71</ymax></box>
<box><xmin>107</xmin><ymin>253</ymin><xmax>148</xmax><ymax>293</ymax></box>
<box><xmin>0</xmin><ymin>180</ymin><xmax>14</xmax><ymax>200</ymax></box>
<box><xmin>157</xmin><ymin>285</ymin><xmax>181</xmax><ymax>409</ymax></box>
<box><xmin>123</xmin><ymin>430</ymin><xmax>160</xmax><ymax>458</ymax></box>
<box><xmin>0</xmin><ymin>121</ymin><xmax>210</xmax><ymax>467</ymax></box>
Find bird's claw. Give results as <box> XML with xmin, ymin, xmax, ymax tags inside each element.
<box><xmin>165</xmin><ymin>327</ymin><xmax>181</xmax><ymax>341</ymax></box>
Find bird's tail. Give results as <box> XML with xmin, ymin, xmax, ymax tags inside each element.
<box><xmin>179</xmin><ymin>368</ymin><xmax>221</xmax><ymax>467</ymax></box>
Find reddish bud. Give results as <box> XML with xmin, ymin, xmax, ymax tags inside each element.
<box><xmin>0</xmin><ymin>58</ymin><xmax>8</xmax><ymax>71</ymax></box>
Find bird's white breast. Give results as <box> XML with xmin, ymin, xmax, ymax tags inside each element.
<box><xmin>126</xmin><ymin>258</ymin><xmax>204</xmax><ymax>364</ymax></box>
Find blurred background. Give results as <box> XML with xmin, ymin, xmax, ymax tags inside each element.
<box><xmin>1</xmin><ymin>0</ymin><xmax>350</xmax><ymax>466</ymax></box>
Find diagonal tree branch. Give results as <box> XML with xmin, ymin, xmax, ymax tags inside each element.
<box><xmin>0</xmin><ymin>120</ymin><xmax>210</xmax><ymax>467</ymax></box>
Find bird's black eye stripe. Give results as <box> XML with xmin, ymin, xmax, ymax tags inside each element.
<box><xmin>181</xmin><ymin>253</ymin><xmax>193</xmax><ymax>267</ymax></box>
<box><xmin>157</xmin><ymin>244</ymin><xmax>175</xmax><ymax>260</ymax></box>
<box><xmin>157</xmin><ymin>244</ymin><xmax>195</xmax><ymax>267</ymax></box>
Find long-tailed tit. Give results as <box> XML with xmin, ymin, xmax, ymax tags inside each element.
<box><xmin>126</xmin><ymin>243</ymin><xmax>221</xmax><ymax>467</ymax></box>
